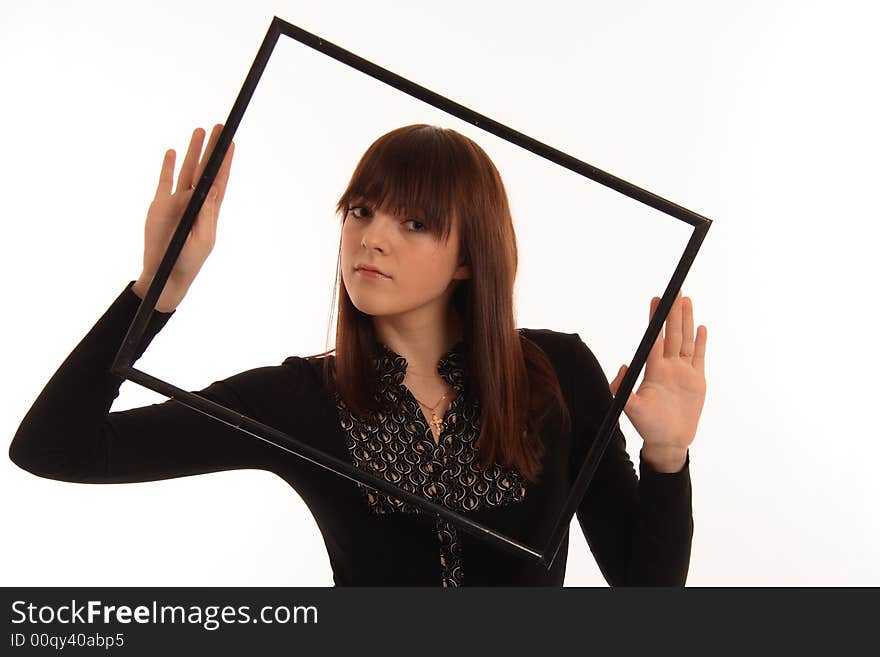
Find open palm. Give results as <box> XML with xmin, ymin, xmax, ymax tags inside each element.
<box><xmin>609</xmin><ymin>290</ymin><xmax>707</xmax><ymax>452</ymax></box>
<box><xmin>142</xmin><ymin>125</ymin><xmax>234</xmax><ymax>288</ymax></box>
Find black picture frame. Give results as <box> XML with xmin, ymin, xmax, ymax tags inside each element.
<box><xmin>110</xmin><ymin>16</ymin><xmax>712</xmax><ymax>570</ymax></box>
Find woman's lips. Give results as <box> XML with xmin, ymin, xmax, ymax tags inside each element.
<box><xmin>355</xmin><ymin>268</ymin><xmax>392</xmax><ymax>280</ymax></box>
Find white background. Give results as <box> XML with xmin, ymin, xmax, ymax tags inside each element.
<box><xmin>2</xmin><ymin>0</ymin><xmax>877</xmax><ymax>586</ymax></box>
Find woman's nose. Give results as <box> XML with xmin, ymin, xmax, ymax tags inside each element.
<box><xmin>361</xmin><ymin>214</ymin><xmax>394</xmax><ymax>247</ymax></box>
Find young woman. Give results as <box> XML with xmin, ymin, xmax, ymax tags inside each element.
<box><xmin>9</xmin><ymin>123</ymin><xmax>707</xmax><ymax>586</ymax></box>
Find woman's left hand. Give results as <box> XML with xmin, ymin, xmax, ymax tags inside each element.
<box><xmin>609</xmin><ymin>290</ymin><xmax>707</xmax><ymax>468</ymax></box>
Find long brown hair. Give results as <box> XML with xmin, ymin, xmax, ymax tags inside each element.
<box><xmin>305</xmin><ymin>124</ymin><xmax>570</xmax><ymax>484</ymax></box>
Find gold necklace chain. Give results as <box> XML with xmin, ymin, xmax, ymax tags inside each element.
<box><xmin>411</xmin><ymin>388</ymin><xmax>451</xmax><ymax>435</ymax></box>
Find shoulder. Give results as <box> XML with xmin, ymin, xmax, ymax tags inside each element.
<box><xmin>214</xmin><ymin>355</ymin><xmax>337</xmax><ymax>414</ymax></box>
<box><xmin>518</xmin><ymin>327</ymin><xmax>579</xmax><ymax>385</ymax></box>
<box><xmin>281</xmin><ymin>352</ymin><xmax>329</xmax><ymax>376</ymax></box>
<box><xmin>209</xmin><ymin>356</ymin><xmax>315</xmax><ymax>403</ymax></box>
<box><xmin>518</xmin><ymin>329</ymin><xmax>613</xmax><ymax>434</ymax></box>
<box><xmin>281</xmin><ymin>353</ymin><xmax>336</xmax><ymax>393</ymax></box>
<box><xmin>207</xmin><ymin>354</ymin><xmax>330</xmax><ymax>400</ymax></box>
<box><xmin>518</xmin><ymin>327</ymin><xmax>579</xmax><ymax>361</ymax></box>
<box><xmin>518</xmin><ymin>327</ymin><xmax>603</xmax><ymax>383</ymax></box>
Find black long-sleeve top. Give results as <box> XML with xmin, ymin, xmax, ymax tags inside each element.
<box><xmin>8</xmin><ymin>280</ymin><xmax>693</xmax><ymax>586</ymax></box>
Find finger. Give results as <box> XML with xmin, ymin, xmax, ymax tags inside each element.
<box><xmin>681</xmin><ymin>296</ymin><xmax>695</xmax><ymax>361</ymax></box>
<box><xmin>208</xmin><ymin>187</ymin><xmax>220</xmax><ymax>244</ymax></box>
<box><xmin>646</xmin><ymin>296</ymin><xmax>663</xmax><ymax>371</ymax></box>
<box><xmin>154</xmin><ymin>149</ymin><xmax>175</xmax><ymax>198</ymax></box>
<box><xmin>613</xmin><ymin>365</ymin><xmax>643</xmax><ymax>416</ymax></box>
<box><xmin>194</xmin><ymin>187</ymin><xmax>218</xmax><ymax>244</ymax></box>
<box><xmin>664</xmin><ymin>289</ymin><xmax>683</xmax><ymax>357</ymax></box>
<box><xmin>175</xmin><ymin>127</ymin><xmax>206</xmax><ymax>194</ymax></box>
<box><xmin>609</xmin><ymin>365</ymin><xmax>621</xmax><ymax>396</ymax></box>
<box><xmin>213</xmin><ymin>140</ymin><xmax>235</xmax><ymax>206</ymax></box>
<box><xmin>693</xmin><ymin>325</ymin><xmax>707</xmax><ymax>375</ymax></box>
<box><xmin>192</xmin><ymin>124</ymin><xmax>224</xmax><ymax>188</ymax></box>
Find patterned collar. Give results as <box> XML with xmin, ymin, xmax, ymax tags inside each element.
<box><xmin>373</xmin><ymin>338</ymin><xmax>468</xmax><ymax>393</ymax></box>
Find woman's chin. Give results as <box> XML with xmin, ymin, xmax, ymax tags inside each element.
<box><xmin>349</xmin><ymin>298</ymin><xmax>388</xmax><ymax>316</ymax></box>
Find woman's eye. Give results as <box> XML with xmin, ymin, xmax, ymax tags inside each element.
<box><xmin>348</xmin><ymin>206</ymin><xmax>427</xmax><ymax>233</ymax></box>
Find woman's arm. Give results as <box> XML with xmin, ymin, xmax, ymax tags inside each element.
<box><xmin>8</xmin><ymin>280</ymin><xmax>290</xmax><ymax>484</ymax></box>
<box><xmin>568</xmin><ymin>332</ymin><xmax>694</xmax><ymax>586</ymax></box>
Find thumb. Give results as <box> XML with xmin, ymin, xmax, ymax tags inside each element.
<box><xmin>609</xmin><ymin>364</ymin><xmax>627</xmax><ymax>397</ymax></box>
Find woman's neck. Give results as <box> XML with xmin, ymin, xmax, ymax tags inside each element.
<box><xmin>374</xmin><ymin>313</ymin><xmax>464</xmax><ymax>381</ymax></box>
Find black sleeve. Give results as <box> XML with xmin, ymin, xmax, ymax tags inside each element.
<box><xmin>568</xmin><ymin>332</ymin><xmax>694</xmax><ymax>586</ymax></box>
<box><xmin>8</xmin><ymin>280</ymin><xmax>289</xmax><ymax>485</ymax></box>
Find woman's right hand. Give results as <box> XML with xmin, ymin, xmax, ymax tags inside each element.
<box><xmin>133</xmin><ymin>124</ymin><xmax>235</xmax><ymax>312</ymax></box>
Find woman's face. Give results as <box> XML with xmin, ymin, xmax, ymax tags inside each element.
<box><xmin>341</xmin><ymin>202</ymin><xmax>470</xmax><ymax>319</ymax></box>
